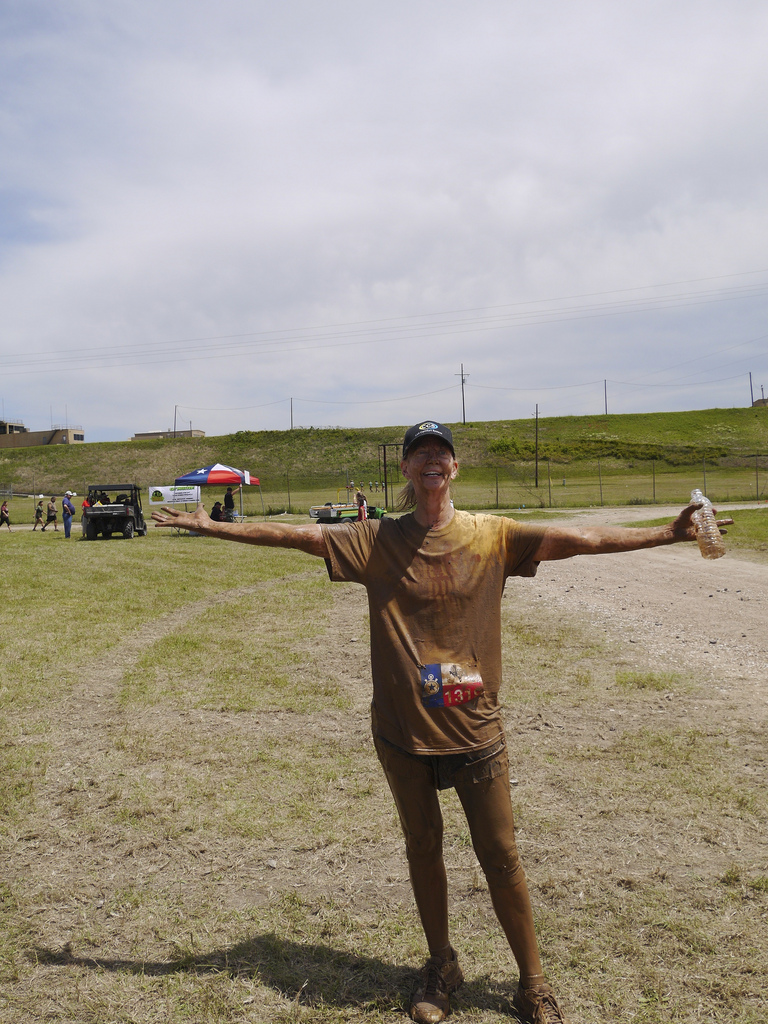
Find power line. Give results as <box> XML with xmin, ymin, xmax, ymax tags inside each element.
<box><xmin>172</xmin><ymin>370</ymin><xmax>758</xmax><ymax>420</ymax></box>
<box><xmin>176</xmin><ymin>384</ymin><xmax>458</xmax><ymax>413</ymax></box>
<box><xmin>2</xmin><ymin>272</ymin><xmax>768</xmax><ymax>375</ymax></box>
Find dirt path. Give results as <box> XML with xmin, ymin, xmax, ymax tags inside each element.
<box><xmin>526</xmin><ymin>506</ymin><xmax>767</xmax><ymax>702</ymax></box>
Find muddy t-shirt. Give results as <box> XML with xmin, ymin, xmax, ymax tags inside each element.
<box><xmin>322</xmin><ymin>510</ymin><xmax>546</xmax><ymax>755</ymax></box>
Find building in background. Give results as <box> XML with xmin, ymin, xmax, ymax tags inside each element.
<box><xmin>130</xmin><ymin>429</ymin><xmax>206</xmax><ymax>440</ymax></box>
<box><xmin>0</xmin><ymin>419</ymin><xmax>27</xmax><ymax>435</ymax></box>
<box><xmin>0</xmin><ymin>421</ymin><xmax>84</xmax><ymax>448</ymax></box>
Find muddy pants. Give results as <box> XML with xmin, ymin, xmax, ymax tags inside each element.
<box><xmin>374</xmin><ymin>733</ymin><xmax>526</xmax><ymax>894</ymax></box>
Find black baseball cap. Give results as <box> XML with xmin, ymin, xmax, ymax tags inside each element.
<box><xmin>402</xmin><ymin>421</ymin><xmax>455</xmax><ymax>458</ymax></box>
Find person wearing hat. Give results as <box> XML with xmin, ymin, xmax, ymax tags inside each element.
<box><xmin>151</xmin><ymin>419</ymin><xmax>731</xmax><ymax>1024</ymax></box>
<box><xmin>62</xmin><ymin>491</ymin><xmax>76</xmax><ymax>538</ymax></box>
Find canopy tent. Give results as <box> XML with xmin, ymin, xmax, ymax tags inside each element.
<box><xmin>174</xmin><ymin>464</ymin><xmax>263</xmax><ymax>518</ymax></box>
<box><xmin>174</xmin><ymin>463</ymin><xmax>259</xmax><ymax>487</ymax></box>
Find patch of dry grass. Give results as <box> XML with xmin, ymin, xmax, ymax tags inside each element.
<box><xmin>1</xmin><ymin>528</ymin><xmax>767</xmax><ymax>1022</ymax></box>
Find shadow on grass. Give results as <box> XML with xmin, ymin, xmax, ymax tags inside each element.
<box><xmin>32</xmin><ymin>933</ymin><xmax>516</xmax><ymax>1015</ymax></box>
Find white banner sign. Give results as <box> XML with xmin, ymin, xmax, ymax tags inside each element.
<box><xmin>148</xmin><ymin>485</ymin><xmax>200</xmax><ymax>505</ymax></box>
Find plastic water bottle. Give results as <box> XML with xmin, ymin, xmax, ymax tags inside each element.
<box><xmin>690</xmin><ymin>488</ymin><xmax>725</xmax><ymax>559</ymax></box>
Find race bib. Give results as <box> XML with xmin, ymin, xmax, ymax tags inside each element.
<box><xmin>420</xmin><ymin>663</ymin><xmax>484</xmax><ymax>709</ymax></box>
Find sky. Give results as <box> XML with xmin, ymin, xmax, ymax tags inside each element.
<box><xmin>2</xmin><ymin>0</ymin><xmax>768</xmax><ymax>442</ymax></box>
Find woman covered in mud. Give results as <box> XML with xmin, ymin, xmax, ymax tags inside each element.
<box><xmin>152</xmin><ymin>420</ymin><xmax>729</xmax><ymax>1024</ymax></box>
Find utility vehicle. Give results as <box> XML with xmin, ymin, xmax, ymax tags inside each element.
<box><xmin>81</xmin><ymin>484</ymin><xmax>147</xmax><ymax>539</ymax></box>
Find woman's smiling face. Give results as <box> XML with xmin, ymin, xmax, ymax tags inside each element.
<box><xmin>400</xmin><ymin>440</ymin><xmax>458</xmax><ymax>497</ymax></box>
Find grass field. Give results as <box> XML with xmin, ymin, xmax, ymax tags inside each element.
<box><xmin>3</xmin><ymin>456</ymin><xmax>768</xmax><ymax>527</ymax></box>
<box><xmin>2</xmin><ymin>406</ymin><xmax>768</xmax><ymax>511</ymax></box>
<box><xmin>1</xmin><ymin>513</ymin><xmax>767</xmax><ymax>1022</ymax></box>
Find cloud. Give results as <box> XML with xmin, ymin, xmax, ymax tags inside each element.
<box><xmin>1</xmin><ymin>0</ymin><xmax>767</xmax><ymax>439</ymax></box>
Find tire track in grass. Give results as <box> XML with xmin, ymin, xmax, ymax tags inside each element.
<box><xmin>44</xmin><ymin>569</ymin><xmax>328</xmax><ymax>747</ymax></box>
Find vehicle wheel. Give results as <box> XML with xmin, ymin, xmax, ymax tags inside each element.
<box><xmin>123</xmin><ymin>521</ymin><xmax>134</xmax><ymax>539</ymax></box>
<box><xmin>85</xmin><ymin>521</ymin><xmax>97</xmax><ymax>541</ymax></box>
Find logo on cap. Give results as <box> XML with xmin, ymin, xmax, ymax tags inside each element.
<box><xmin>403</xmin><ymin>419</ymin><xmax>455</xmax><ymax>457</ymax></box>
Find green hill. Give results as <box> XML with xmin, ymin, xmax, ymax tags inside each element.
<box><xmin>2</xmin><ymin>407</ymin><xmax>767</xmax><ymax>497</ymax></box>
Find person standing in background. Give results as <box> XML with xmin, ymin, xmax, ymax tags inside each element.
<box><xmin>223</xmin><ymin>487</ymin><xmax>236</xmax><ymax>522</ymax></box>
<box><xmin>356</xmin><ymin>490</ymin><xmax>368</xmax><ymax>521</ymax></box>
<box><xmin>62</xmin><ymin>491</ymin><xmax>76</xmax><ymax>538</ymax></box>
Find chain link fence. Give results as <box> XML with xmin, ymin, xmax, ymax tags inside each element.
<box><xmin>3</xmin><ymin>453</ymin><xmax>767</xmax><ymax>515</ymax></box>
<box><xmin>452</xmin><ymin>454</ymin><xmax>768</xmax><ymax>510</ymax></box>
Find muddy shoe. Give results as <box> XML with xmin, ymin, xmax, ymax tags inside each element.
<box><xmin>409</xmin><ymin>949</ymin><xmax>463</xmax><ymax>1023</ymax></box>
<box><xmin>512</xmin><ymin>978</ymin><xmax>570</xmax><ymax>1024</ymax></box>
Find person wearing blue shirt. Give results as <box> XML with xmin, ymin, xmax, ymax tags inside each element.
<box><xmin>62</xmin><ymin>491</ymin><xmax>76</xmax><ymax>539</ymax></box>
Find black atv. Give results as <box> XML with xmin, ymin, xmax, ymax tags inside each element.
<box><xmin>81</xmin><ymin>484</ymin><xmax>147</xmax><ymax>540</ymax></box>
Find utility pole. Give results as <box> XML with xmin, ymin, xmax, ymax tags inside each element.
<box><xmin>749</xmin><ymin>371</ymin><xmax>754</xmax><ymax>406</ymax></box>
<box><xmin>290</xmin><ymin>398</ymin><xmax>293</xmax><ymax>430</ymax></box>
<box><xmin>173</xmin><ymin>405</ymin><xmax>178</xmax><ymax>438</ymax></box>
<box><xmin>379</xmin><ymin>442</ymin><xmax>401</xmax><ymax>510</ymax></box>
<box><xmin>604</xmin><ymin>379</ymin><xmax>608</xmax><ymax>415</ymax></box>
<box><xmin>455</xmin><ymin>364</ymin><xmax>469</xmax><ymax>424</ymax></box>
<box><xmin>534</xmin><ymin>403</ymin><xmax>539</xmax><ymax>488</ymax></box>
